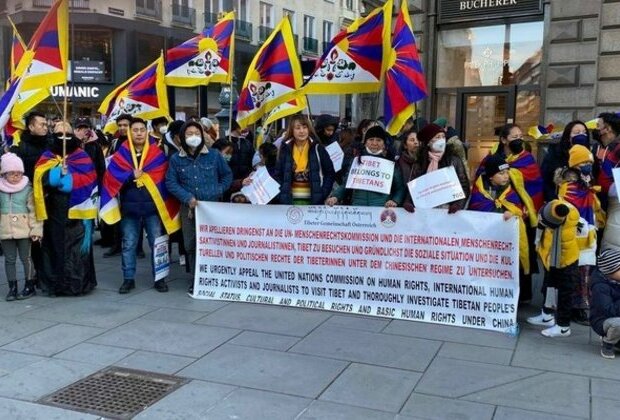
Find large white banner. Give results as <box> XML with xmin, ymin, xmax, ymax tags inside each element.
<box><xmin>194</xmin><ymin>203</ymin><xmax>520</xmax><ymax>333</ymax></box>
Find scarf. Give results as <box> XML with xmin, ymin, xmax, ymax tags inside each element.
<box><xmin>559</xmin><ymin>181</ymin><xmax>605</xmax><ymax>228</ymax></box>
<box><xmin>0</xmin><ymin>176</ymin><xmax>29</xmax><ymax>193</ymax></box>
<box><xmin>292</xmin><ymin>141</ymin><xmax>309</xmax><ymax>173</ymax></box>
<box><xmin>506</xmin><ymin>150</ymin><xmax>543</xmax><ymax>211</ymax></box>
<box><xmin>427</xmin><ymin>151</ymin><xmax>444</xmax><ymax>173</ymax></box>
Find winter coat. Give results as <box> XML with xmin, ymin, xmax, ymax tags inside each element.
<box><xmin>277</xmin><ymin>138</ymin><xmax>336</xmax><ymax>205</ymax></box>
<box><xmin>397</xmin><ymin>150</ymin><xmax>422</xmax><ymax>205</ymax></box>
<box><xmin>540</xmin><ymin>142</ymin><xmax>569</xmax><ymax>202</ymax></box>
<box><xmin>590</xmin><ymin>268</ymin><xmax>620</xmax><ymax>337</ymax></box>
<box><xmin>537</xmin><ymin>200</ymin><xmax>580</xmax><ymax>270</ymax></box>
<box><xmin>228</xmin><ymin>135</ymin><xmax>255</xmax><ymax>181</ymax></box>
<box><xmin>166</xmin><ymin>145</ymin><xmax>233</xmax><ymax>205</ymax></box>
<box><xmin>10</xmin><ymin>131</ymin><xmax>52</xmax><ymax>180</ymax></box>
<box><xmin>0</xmin><ymin>185</ymin><xmax>43</xmax><ymax>240</ymax></box>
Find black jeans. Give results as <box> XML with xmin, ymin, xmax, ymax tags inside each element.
<box><xmin>542</xmin><ymin>262</ymin><xmax>579</xmax><ymax>327</ymax></box>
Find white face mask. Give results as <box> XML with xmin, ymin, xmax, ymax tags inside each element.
<box><xmin>430</xmin><ymin>138</ymin><xmax>446</xmax><ymax>153</ymax></box>
<box><xmin>158</xmin><ymin>125</ymin><xmax>168</xmax><ymax>135</ymax></box>
<box><xmin>185</xmin><ymin>135</ymin><xmax>202</xmax><ymax>148</ymax></box>
<box><xmin>365</xmin><ymin>146</ymin><xmax>383</xmax><ymax>156</ymax></box>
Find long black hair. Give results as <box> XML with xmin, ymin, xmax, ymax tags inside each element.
<box><xmin>178</xmin><ymin>121</ymin><xmax>205</xmax><ymax>157</ymax></box>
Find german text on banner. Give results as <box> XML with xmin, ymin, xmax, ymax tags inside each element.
<box><xmin>408</xmin><ymin>166</ymin><xmax>466</xmax><ymax>209</ymax></box>
<box><xmin>303</xmin><ymin>0</ymin><xmax>392</xmax><ymax>95</ymax></box>
<box><xmin>236</xmin><ymin>16</ymin><xmax>303</xmax><ymax>128</ymax></box>
<box><xmin>165</xmin><ymin>11</ymin><xmax>235</xmax><ymax>86</ymax></box>
<box><xmin>194</xmin><ymin>203</ymin><xmax>519</xmax><ymax>333</ymax></box>
<box><xmin>345</xmin><ymin>156</ymin><xmax>395</xmax><ymax>195</ymax></box>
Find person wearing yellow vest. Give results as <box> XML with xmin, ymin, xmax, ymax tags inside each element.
<box><xmin>528</xmin><ymin>199</ymin><xmax>580</xmax><ymax>337</ymax></box>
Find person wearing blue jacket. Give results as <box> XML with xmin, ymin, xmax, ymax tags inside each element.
<box><xmin>590</xmin><ymin>248</ymin><xmax>620</xmax><ymax>359</ymax></box>
<box><xmin>165</xmin><ymin>121</ymin><xmax>232</xmax><ymax>294</ymax></box>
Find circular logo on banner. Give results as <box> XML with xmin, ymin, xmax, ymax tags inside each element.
<box><xmin>380</xmin><ymin>209</ymin><xmax>397</xmax><ymax>228</ymax></box>
<box><xmin>287</xmin><ymin>206</ymin><xmax>304</xmax><ymax>224</ymax></box>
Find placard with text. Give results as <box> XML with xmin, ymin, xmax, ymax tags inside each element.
<box><xmin>194</xmin><ymin>203</ymin><xmax>519</xmax><ymax>333</ymax></box>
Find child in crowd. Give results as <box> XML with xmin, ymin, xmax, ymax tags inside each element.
<box><xmin>590</xmin><ymin>248</ymin><xmax>620</xmax><ymax>359</ymax></box>
<box><xmin>527</xmin><ymin>199</ymin><xmax>580</xmax><ymax>337</ymax></box>
<box><xmin>0</xmin><ymin>153</ymin><xmax>42</xmax><ymax>301</ymax></box>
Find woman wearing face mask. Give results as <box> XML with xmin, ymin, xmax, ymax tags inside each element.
<box><xmin>551</xmin><ymin>145</ymin><xmax>606</xmax><ymax>325</ymax></box>
<box><xmin>165</xmin><ymin>121</ymin><xmax>232</xmax><ymax>295</ymax></box>
<box><xmin>325</xmin><ymin>125</ymin><xmax>404</xmax><ymax>207</ymax></box>
<box><xmin>415</xmin><ymin>123</ymin><xmax>470</xmax><ymax>213</ymax></box>
<box><xmin>540</xmin><ymin>121</ymin><xmax>591</xmax><ymax>202</ymax></box>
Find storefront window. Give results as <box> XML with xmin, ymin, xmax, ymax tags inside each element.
<box><xmin>174</xmin><ymin>87</ymin><xmax>199</xmax><ymax>121</ymax></box>
<box><xmin>72</xmin><ymin>30</ymin><xmax>113</xmax><ymax>82</ymax></box>
<box><xmin>136</xmin><ymin>33</ymin><xmax>164</xmax><ymax>70</ymax></box>
<box><xmin>437</xmin><ymin>21</ymin><xmax>543</xmax><ymax>88</ymax></box>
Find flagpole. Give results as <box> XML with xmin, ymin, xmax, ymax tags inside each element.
<box><xmin>228</xmin><ymin>11</ymin><xmax>236</xmax><ymax>143</ymax></box>
<box><xmin>62</xmin><ymin>79</ymin><xmax>68</xmax><ymax>165</ymax></box>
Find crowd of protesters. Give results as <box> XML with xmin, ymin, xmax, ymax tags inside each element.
<box><xmin>3</xmin><ymin>109</ymin><xmax>620</xmax><ymax>359</ymax></box>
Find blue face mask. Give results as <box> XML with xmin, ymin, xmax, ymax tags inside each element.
<box><xmin>571</xmin><ymin>134</ymin><xmax>589</xmax><ymax>147</ymax></box>
<box><xmin>580</xmin><ymin>164</ymin><xmax>593</xmax><ymax>176</ymax></box>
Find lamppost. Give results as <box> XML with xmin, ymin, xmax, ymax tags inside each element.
<box><xmin>215</xmin><ymin>76</ymin><xmax>239</xmax><ymax>139</ymax></box>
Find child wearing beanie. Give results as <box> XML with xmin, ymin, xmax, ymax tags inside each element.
<box><xmin>0</xmin><ymin>153</ymin><xmax>42</xmax><ymax>301</ymax></box>
<box><xmin>590</xmin><ymin>248</ymin><xmax>620</xmax><ymax>358</ymax></box>
<box><xmin>527</xmin><ymin>199</ymin><xmax>580</xmax><ymax>337</ymax></box>
<box><xmin>553</xmin><ymin>145</ymin><xmax>606</xmax><ymax>325</ymax></box>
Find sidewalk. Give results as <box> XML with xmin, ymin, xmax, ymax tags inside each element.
<box><xmin>0</xmin><ymin>245</ymin><xmax>616</xmax><ymax>419</ymax></box>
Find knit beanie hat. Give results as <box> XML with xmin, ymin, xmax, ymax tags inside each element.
<box><xmin>598</xmin><ymin>248</ymin><xmax>620</xmax><ymax>276</ymax></box>
<box><xmin>433</xmin><ymin>117</ymin><xmax>448</xmax><ymax>128</ymax></box>
<box><xmin>539</xmin><ymin>200</ymin><xmax>569</xmax><ymax>228</ymax></box>
<box><xmin>0</xmin><ymin>153</ymin><xmax>24</xmax><ymax>174</ymax></box>
<box><xmin>417</xmin><ymin>123</ymin><xmax>444</xmax><ymax>145</ymax></box>
<box><xmin>364</xmin><ymin>125</ymin><xmax>387</xmax><ymax>143</ymax></box>
<box><xmin>485</xmin><ymin>154</ymin><xmax>509</xmax><ymax>178</ymax></box>
<box><xmin>568</xmin><ymin>145</ymin><xmax>593</xmax><ymax>168</ymax></box>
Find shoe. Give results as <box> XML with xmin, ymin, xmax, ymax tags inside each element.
<box><xmin>18</xmin><ymin>280</ymin><xmax>36</xmax><ymax>300</ymax></box>
<box><xmin>571</xmin><ymin>309</ymin><xmax>590</xmax><ymax>326</ymax></box>
<box><xmin>103</xmin><ymin>248</ymin><xmax>122</xmax><ymax>258</ymax></box>
<box><xmin>179</xmin><ymin>255</ymin><xmax>186</xmax><ymax>266</ymax></box>
<box><xmin>137</xmin><ymin>250</ymin><xmax>146</xmax><ymax>259</ymax></box>
<box><xmin>527</xmin><ymin>311</ymin><xmax>556</xmax><ymax>327</ymax></box>
<box><xmin>601</xmin><ymin>341</ymin><xmax>616</xmax><ymax>359</ymax></box>
<box><xmin>154</xmin><ymin>280</ymin><xmax>168</xmax><ymax>293</ymax></box>
<box><xmin>5</xmin><ymin>281</ymin><xmax>18</xmax><ymax>301</ymax></box>
<box><xmin>541</xmin><ymin>325</ymin><xmax>571</xmax><ymax>337</ymax></box>
<box><xmin>119</xmin><ymin>280</ymin><xmax>135</xmax><ymax>294</ymax></box>
<box><xmin>187</xmin><ymin>283</ymin><xmax>194</xmax><ymax>297</ymax></box>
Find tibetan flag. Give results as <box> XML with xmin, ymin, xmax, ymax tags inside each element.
<box><xmin>0</xmin><ymin>50</ymin><xmax>34</xmax><ymax>134</ymax></box>
<box><xmin>165</xmin><ymin>11</ymin><xmax>235</xmax><ymax>86</ymax></box>
<box><xmin>7</xmin><ymin>17</ymin><xmax>27</xmax><ymax>83</ymax></box>
<box><xmin>100</xmin><ymin>137</ymin><xmax>180</xmax><ymax>234</ymax></box>
<box><xmin>33</xmin><ymin>149</ymin><xmax>99</xmax><ymax>221</ymax></box>
<box><xmin>384</xmin><ymin>0</ymin><xmax>428</xmax><ymax>135</ymax></box>
<box><xmin>236</xmin><ymin>16</ymin><xmax>303</xmax><ymax>128</ymax></box>
<box><xmin>98</xmin><ymin>54</ymin><xmax>170</xmax><ymax>134</ymax></box>
<box><xmin>527</xmin><ymin>124</ymin><xmax>556</xmax><ymax>140</ymax></box>
<box><xmin>303</xmin><ymin>0</ymin><xmax>392</xmax><ymax>95</ymax></box>
<box><xmin>262</xmin><ymin>95</ymin><xmax>307</xmax><ymax>127</ymax></box>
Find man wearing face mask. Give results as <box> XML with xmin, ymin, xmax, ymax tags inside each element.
<box><xmin>165</xmin><ymin>121</ymin><xmax>232</xmax><ymax>295</ymax></box>
<box><xmin>150</xmin><ymin>117</ymin><xmax>169</xmax><ymax>151</ymax></box>
<box><xmin>595</xmin><ymin>113</ymin><xmax>620</xmax><ymax>212</ymax></box>
<box><xmin>74</xmin><ymin>117</ymin><xmax>106</xmax><ymax>186</ymax></box>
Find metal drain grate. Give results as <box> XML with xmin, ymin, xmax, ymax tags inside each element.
<box><xmin>38</xmin><ymin>366</ymin><xmax>188</xmax><ymax>419</ymax></box>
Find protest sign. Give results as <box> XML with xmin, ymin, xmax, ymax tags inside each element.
<box><xmin>408</xmin><ymin>166</ymin><xmax>465</xmax><ymax>208</ymax></box>
<box><xmin>345</xmin><ymin>156</ymin><xmax>395</xmax><ymax>195</ymax></box>
<box><xmin>153</xmin><ymin>235</ymin><xmax>170</xmax><ymax>281</ymax></box>
<box><xmin>612</xmin><ymin>167</ymin><xmax>620</xmax><ymax>202</ymax></box>
<box><xmin>194</xmin><ymin>203</ymin><xmax>519</xmax><ymax>333</ymax></box>
<box><xmin>325</xmin><ymin>141</ymin><xmax>344</xmax><ymax>172</ymax></box>
<box><xmin>240</xmin><ymin>166</ymin><xmax>281</xmax><ymax>205</ymax></box>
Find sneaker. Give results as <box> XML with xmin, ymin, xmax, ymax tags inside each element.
<box><xmin>527</xmin><ymin>312</ymin><xmax>556</xmax><ymax>327</ymax></box>
<box><xmin>187</xmin><ymin>284</ymin><xmax>194</xmax><ymax>297</ymax></box>
<box><xmin>154</xmin><ymin>279</ymin><xmax>168</xmax><ymax>293</ymax></box>
<box><xmin>179</xmin><ymin>255</ymin><xmax>186</xmax><ymax>266</ymax></box>
<box><xmin>541</xmin><ymin>325</ymin><xmax>571</xmax><ymax>337</ymax></box>
<box><xmin>601</xmin><ymin>341</ymin><xmax>616</xmax><ymax>359</ymax></box>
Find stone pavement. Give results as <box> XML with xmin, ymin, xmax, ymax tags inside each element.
<box><xmin>0</xmin><ymin>244</ymin><xmax>618</xmax><ymax>419</ymax></box>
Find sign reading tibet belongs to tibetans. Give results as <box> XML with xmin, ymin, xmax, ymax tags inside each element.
<box><xmin>194</xmin><ymin>203</ymin><xmax>520</xmax><ymax>333</ymax></box>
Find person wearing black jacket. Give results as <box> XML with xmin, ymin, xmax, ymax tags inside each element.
<box><xmin>227</xmin><ymin>120</ymin><xmax>255</xmax><ymax>181</ymax></box>
<box><xmin>74</xmin><ymin>116</ymin><xmax>106</xmax><ymax>185</ymax></box>
<box><xmin>590</xmin><ymin>248</ymin><xmax>620</xmax><ymax>358</ymax></box>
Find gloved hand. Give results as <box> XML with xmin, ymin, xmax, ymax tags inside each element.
<box><xmin>448</xmin><ymin>203</ymin><xmax>460</xmax><ymax>214</ymax></box>
<box><xmin>403</xmin><ymin>203</ymin><xmax>415</xmax><ymax>213</ymax></box>
<box><xmin>58</xmin><ymin>173</ymin><xmax>73</xmax><ymax>193</ymax></box>
<box><xmin>48</xmin><ymin>166</ymin><xmax>62</xmax><ymax>187</ymax></box>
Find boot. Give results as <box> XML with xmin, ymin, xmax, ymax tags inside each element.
<box><xmin>18</xmin><ymin>280</ymin><xmax>36</xmax><ymax>300</ymax></box>
<box><xmin>5</xmin><ymin>281</ymin><xmax>18</xmax><ymax>301</ymax></box>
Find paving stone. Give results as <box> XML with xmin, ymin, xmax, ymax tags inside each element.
<box><xmin>53</xmin><ymin>343</ymin><xmax>134</xmax><ymax>365</ymax></box>
<box><xmin>204</xmin><ymin>388</ymin><xmax>311</xmax><ymax>420</ymax></box>
<box><xmin>437</xmin><ymin>342</ymin><xmax>513</xmax><ymax>365</ymax></box>
<box><xmin>321</xmin><ymin>314</ymin><xmax>391</xmax><ymax>332</ymax></box>
<box><xmin>493</xmin><ymin>406</ymin><xmax>586</xmax><ymax>420</ymax></box>
<box><xmin>0</xmin><ymin>317</ymin><xmax>57</xmax><ymax>346</ymax></box>
<box><xmin>290</xmin><ymin>326</ymin><xmax>440</xmax><ymax>371</ymax></box>
<box><xmin>414</xmin><ymin>357</ymin><xmax>540</xmax><ymax>398</ymax></box>
<box><xmin>0</xmin><ymin>299</ymin><xmax>54</xmax><ymax>317</ymax></box>
<box><xmin>229</xmin><ymin>331</ymin><xmax>300</xmax><ymax>351</ymax></box>
<box><xmin>464</xmin><ymin>372</ymin><xmax>589</xmax><ymax>418</ymax></box>
<box><xmin>195</xmin><ymin>303</ymin><xmax>330</xmax><ymax>336</ymax></box>
<box><xmin>20</xmin><ymin>300</ymin><xmax>154</xmax><ymax>329</ymax></box>
<box><xmin>140</xmin><ymin>307</ymin><xmax>206</xmax><ymax>323</ymax></box>
<box><xmin>0</xmin><ymin>359</ymin><xmax>101</xmax><ymax>401</ymax></box>
<box><xmin>0</xmin><ymin>350</ymin><xmax>46</xmax><ymax>376</ymax></box>
<box><xmin>401</xmin><ymin>393</ymin><xmax>495</xmax><ymax>420</ymax></box>
<box><xmin>134</xmin><ymin>380</ymin><xmax>236</xmax><ymax>419</ymax></box>
<box><xmin>298</xmin><ymin>400</ymin><xmax>394</xmax><ymax>420</ymax></box>
<box><xmin>591</xmin><ymin>378</ymin><xmax>620</xmax><ymax>401</ymax></box>
<box><xmin>383</xmin><ymin>320</ymin><xmax>517</xmax><ymax>349</ymax></box>
<box><xmin>592</xmin><ymin>397</ymin><xmax>620</xmax><ymax>420</ymax></box>
<box><xmin>88</xmin><ymin>318</ymin><xmax>239</xmax><ymax>357</ymax></box>
<box><xmin>115</xmin><ymin>350</ymin><xmax>195</xmax><ymax>374</ymax></box>
<box><xmin>2</xmin><ymin>324</ymin><xmax>104</xmax><ymax>357</ymax></box>
<box><xmin>178</xmin><ymin>344</ymin><xmax>347</xmax><ymax>398</ymax></box>
<box><xmin>320</xmin><ymin>363</ymin><xmax>421</xmax><ymax>412</ymax></box>
<box><xmin>120</xmin><ymin>289</ymin><xmax>230</xmax><ymax>312</ymax></box>
<box><xmin>0</xmin><ymin>396</ymin><xmax>99</xmax><ymax>419</ymax></box>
